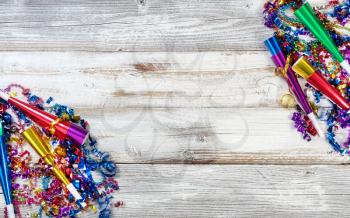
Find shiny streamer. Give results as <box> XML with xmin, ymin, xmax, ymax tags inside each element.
<box><xmin>263</xmin><ymin>0</ymin><xmax>350</xmax><ymax>154</ymax></box>
<box><xmin>0</xmin><ymin>84</ymin><xmax>121</xmax><ymax>217</ymax></box>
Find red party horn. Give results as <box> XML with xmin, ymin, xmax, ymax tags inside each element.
<box><xmin>292</xmin><ymin>57</ymin><xmax>350</xmax><ymax>110</ymax></box>
<box><xmin>0</xmin><ymin>92</ymin><xmax>89</xmax><ymax>145</ymax></box>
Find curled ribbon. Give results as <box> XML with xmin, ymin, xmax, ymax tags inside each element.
<box><xmin>49</xmin><ymin>118</ymin><xmax>62</xmax><ymax>135</ymax></box>
<box><xmin>275</xmin><ymin>54</ymin><xmax>291</xmax><ymax>78</ymax></box>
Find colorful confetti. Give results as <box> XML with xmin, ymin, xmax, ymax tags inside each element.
<box><xmin>0</xmin><ymin>84</ymin><xmax>120</xmax><ymax>217</ymax></box>
<box><xmin>263</xmin><ymin>0</ymin><xmax>350</xmax><ymax>154</ymax></box>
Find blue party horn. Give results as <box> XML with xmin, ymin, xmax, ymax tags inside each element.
<box><xmin>0</xmin><ymin>122</ymin><xmax>15</xmax><ymax>218</ymax></box>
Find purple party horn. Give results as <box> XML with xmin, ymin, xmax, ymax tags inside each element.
<box><xmin>264</xmin><ymin>36</ymin><xmax>324</xmax><ymax>138</ymax></box>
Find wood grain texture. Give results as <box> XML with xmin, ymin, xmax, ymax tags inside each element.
<box><xmin>115</xmin><ymin>164</ymin><xmax>350</xmax><ymax>217</ymax></box>
<box><xmin>6</xmin><ymin>164</ymin><xmax>350</xmax><ymax>217</ymax></box>
<box><xmin>0</xmin><ymin>51</ymin><xmax>344</xmax><ymax>164</ymax></box>
<box><xmin>0</xmin><ymin>0</ymin><xmax>270</xmax><ymax>51</ymax></box>
<box><xmin>0</xmin><ymin>51</ymin><xmax>288</xmax><ymax>108</ymax></box>
<box><xmin>83</xmin><ymin>107</ymin><xmax>345</xmax><ymax>164</ymax></box>
<box><xmin>0</xmin><ymin>0</ymin><xmax>332</xmax><ymax>52</ymax></box>
<box><xmin>1</xmin><ymin>0</ymin><xmax>350</xmax><ymax>217</ymax></box>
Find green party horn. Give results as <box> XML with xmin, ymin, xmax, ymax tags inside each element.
<box><xmin>295</xmin><ymin>2</ymin><xmax>350</xmax><ymax>73</ymax></box>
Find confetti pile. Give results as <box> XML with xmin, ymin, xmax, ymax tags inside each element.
<box><xmin>263</xmin><ymin>0</ymin><xmax>350</xmax><ymax>154</ymax></box>
<box><xmin>0</xmin><ymin>84</ymin><xmax>120</xmax><ymax>217</ymax></box>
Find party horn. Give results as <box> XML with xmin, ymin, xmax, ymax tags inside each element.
<box><xmin>0</xmin><ymin>123</ymin><xmax>15</xmax><ymax>218</ymax></box>
<box><xmin>264</xmin><ymin>36</ymin><xmax>324</xmax><ymax>137</ymax></box>
<box><xmin>295</xmin><ymin>2</ymin><xmax>350</xmax><ymax>74</ymax></box>
<box><xmin>22</xmin><ymin>127</ymin><xmax>86</xmax><ymax>207</ymax></box>
<box><xmin>292</xmin><ymin>57</ymin><xmax>350</xmax><ymax>110</ymax></box>
<box><xmin>0</xmin><ymin>92</ymin><xmax>88</xmax><ymax>145</ymax></box>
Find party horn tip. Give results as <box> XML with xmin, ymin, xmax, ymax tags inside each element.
<box><xmin>66</xmin><ymin>183</ymin><xmax>86</xmax><ymax>207</ymax></box>
<box><xmin>307</xmin><ymin>113</ymin><xmax>324</xmax><ymax>138</ymax></box>
<box><xmin>80</xmin><ymin>202</ymin><xmax>87</xmax><ymax>208</ymax></box>
<box><xmin>6</xmin><ymin>204</ymin><xmax>15</xmax><ymax>218</ymax></box>
<box><xmin>292</xmin><ymin>57</ymin><xmax>315</xmax><ymax>79</ymax></box>
<box><xmin>340</xmin><ymin>60</ymin><xmax>350</xmax><ymax>74</ymax></box>
<box><xmin>0</xmin><ymin>92</ymin><xmax>9</xmax><ymax>101</ymax></box>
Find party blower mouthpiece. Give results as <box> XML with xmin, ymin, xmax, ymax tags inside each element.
<box><xmin>264</xmin><ymin>36</ymin><xmax>324</xmax><ymax>137</ymax></box>
<box><xmin>292</xmin><ymin>57</ymin><xmax>350</xmax><ymax>110</ymax></box>
<box><xmin>295</xmin><ymin>2</ymin><xmax>350</xmax><ymax>74</ymax></box>
<box><xmin>0</xmin><ymin>123</ymin><xmax>15</xmax><ymax>218</ymax></box>
<box><xmin>22</xmin><ymin>127</ymin><xmax>86</xmax><ymax>208</ymax></box>
<box><xmin>0</xmin><ymin>92</ymin><xmax>88</xmax><ymax>145</ymax></box>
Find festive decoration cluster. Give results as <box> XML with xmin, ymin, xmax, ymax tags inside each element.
<box><xmin>0</xmin><ymin>84</ymin><xmax>120</xmax><ymax>218</ymax></box>
<box><xmin>263</xmin><ymin>0</ymin><xmax>350</xmax><ymax>154</ymax></box>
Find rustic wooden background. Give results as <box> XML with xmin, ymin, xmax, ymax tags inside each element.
<box><xmin>1</xmin><ymin>0</ymin><xmax>350</xmax><ymax>217</ymax></box>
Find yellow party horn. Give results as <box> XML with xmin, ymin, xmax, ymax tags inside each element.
<box><xmin>22</xmin><ymin>127</ymin><xmax>86</xmax><ymax>207</ymax></box>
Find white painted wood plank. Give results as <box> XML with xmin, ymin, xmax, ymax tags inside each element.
<box><xmin>0</xmin><ymin>0</ymin><xmax>271</xmax><ymax>51</ymax></box>
<box><xmin>114</xmin><ymin>164</ymin><xmax>350</xmax><ymax>217</ymax></box>
<box><xmin>0</xmin><ymin>0</ymin><xmax>331</xmax><ymax>52</ymax></box>
<box><xmin>0</xmin><ymin>51</ymin><xmax>344</xmax><ymax>163</ymax></box>
<box><xmin>6</xmin><ymin>164</ymin><xmax>350</xmax><ymax>217</ymax></box>
<box><xmin>84</xmin><ymin>107</ymin><xmax>346</xmax><ymax>164</ymax></box>
<box><xmin>0</xmin><ymin>51</ymin><xmax>287</xmax><ymax>108</ymax></box>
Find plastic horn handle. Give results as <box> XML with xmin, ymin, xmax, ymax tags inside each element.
<box><xmin>66</xmin><ymin>183</ymin><xmax>86</xmax><ymax>207</ymax></box>
<box><xmin>307</xmin><ymin>113</ymin><xmax>324</xmax><ymax>138</ymax></box>
<box><xmin>340</xmin><ymin>60</ymin><xmax>350</xmax><ymax>75</ymax></box>
<box><xmin>6</xmin><ymin>204</ymin><xmax>15</xmax><ymax>218</ymax></box>
<box><xmin>66</xmin><ymin>183</ymin><xmax>82</xmax><ymax>200</ymax></box>
<box><xmin>0</xmin><ymin>92</ymin><xmax>9</xmax><ymax>101</ymax></box>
